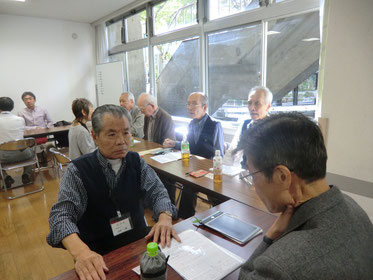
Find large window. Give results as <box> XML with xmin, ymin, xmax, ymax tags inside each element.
<box><xmin>208</xmin><ymin>24</ymin><xmax>262</xmax><ymax>121</ymax></box>
<box><xmin>127</xmin><ymin>48</ymin><xmax>149</xmax><ymax>98</ymax></box>
<box><xmin>107</xmin><ymin>20</ymin><xmax>123</xmax><ymax>49</ymax></box>
<box><xmin>267</xmin><ymin>12</ymin><xmax>320</xmax><ymax>118</ymax></box>
<box><xmin>105</xmin><ymin>0</ymin><xmax>320</xmax><ymax>122</ymax></box>
<box><xmin>125</xmin><ymin>10</ymin><xmax>147</xmax><ymax>43</ymax></box>
<box><xmin>154</xmin><ymin>37</ymin><xmax>200</xmax><ymax>117</ymax></box>
<box><xmin>153</xmin><ymin>0</ymin><xmax>198</xmax><ymax>35</ymax></box>
<box><xmin>209</xmin><ymin>0</ymin><xmax>260</xmax><ymax>20</ymax></box>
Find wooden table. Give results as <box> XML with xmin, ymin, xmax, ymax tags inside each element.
<box><xmin>51</xmin><ymin>199</ymin><xmax>276</xmax><ymax>280</ymax></box>
<box><xmin>24</xmin><ymin>125</ymin><xmax>70</xmax><ymax>138</ymax></box>
<box><xmin>130</xmin><ymin>139</ymin><xmax>266</xmax><ymax>212</ymax></box>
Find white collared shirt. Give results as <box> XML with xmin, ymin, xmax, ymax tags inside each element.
<box><xmin>0</xmin><ymin>111</ymin><xmax>25</xmax><ymax>143</ymax></box>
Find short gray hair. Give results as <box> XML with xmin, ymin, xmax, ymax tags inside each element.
<box><xmin>249</xmin><ymin>86</ymin><xmax>273</xmax><ymax>105</ymax></box>
<box><xmin>122</xmin><ymin>91</ymin><xmax>134</xmax><ymax>101</ymax></box>
<box><xmin>189</xmin><ymin>92</ymin><xmax>208</xmax><ymax>106</ymax></box>
<box><xmin>140</xmin><ymin>92</ymin><xmax>157</xmax><ymax>106</ymax></box>
<box><xmin>92</xmin><ymin>104</ymin><xmax>132</xmax><ymax>134</ymax></box>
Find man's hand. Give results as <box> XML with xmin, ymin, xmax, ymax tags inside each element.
<box><xmin>74</xmin><ymin>249</ymin><xmax>108</xmax><ymax>280</ymax></box>
<box><xmin>62</xmin><ymin>233</ymin><xmax>109</xmax><ymax>280</ymax></box>
<box><xmin>163</xmin><ymin>138</ymin><xmax>176</xmax><ymax>148</ymax></box>
<box><xmin>145</xmin><ymin>213</ymin><xmax>181</xmax><ymax>248</ymax></box>
<box><xmin>266</xmin><ymin>205</ymin><xmax>294</xmax><ymax>240</ymax></box>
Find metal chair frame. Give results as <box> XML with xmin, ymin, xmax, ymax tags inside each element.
<box><xmin>49</xmin><ymin>147</ymin><xmax>71</xmax><ymax>178</ymax></box>
<box><xmin>0</xmin><ymin>137</ymin><xmax>44</xmax><ymax>199</ymax></box>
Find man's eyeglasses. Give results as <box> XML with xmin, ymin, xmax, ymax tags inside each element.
<box><xmin>139</xmin><ymin>103</ymin><xmax>150</xmax><ymax>111</ymax></box>
<box><xmin>239</xmin><ymin>170</ymin><xmax>262</xmax><ymax>186</ymax></box>
<box><xmin>187</xmin><ymin>102</ymin><xmax>202</xmax><ymax>108</ymax></box>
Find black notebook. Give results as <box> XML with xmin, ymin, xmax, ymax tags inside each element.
<box><xmin>198</xmin><ymin>211</ymin><xmax>263</xmax><ymax>244</ymax></box>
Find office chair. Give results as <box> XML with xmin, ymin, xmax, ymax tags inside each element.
<box><xmin>0</xmin><ymin>138</ymin><xmax>44</xmax><ymax>199</ymax></box>
<box><xmin>49</xmin><ymin>147</ymin><xmax>71</xmax><ymax>178</ymax></box>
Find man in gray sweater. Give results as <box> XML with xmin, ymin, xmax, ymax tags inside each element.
<box><xmin>236</xmin><ymin>112</ymin><xmax>373</xmax><ymax>280</ymax></box>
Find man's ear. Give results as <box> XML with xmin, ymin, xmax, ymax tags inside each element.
<box><xmin>273</xmin><ymin>165</ymin><xmax>292</xmax><ymax>187</ymax></box>
<box><xmin>91</xmin><ymin>130</ymin><xmax>97</xmax><ymax>143</ymax></box>
<box><xmin>266</xmin><ymin>103</ymin><xmax>271</xmax><ymax>113</ymax></box>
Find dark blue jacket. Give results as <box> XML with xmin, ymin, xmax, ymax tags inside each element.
<box><xmin>188</xmin><ymin>115</ymin><xmax>221</xmax><ymax>159</ymax></box>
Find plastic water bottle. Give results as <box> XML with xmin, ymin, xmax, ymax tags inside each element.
<box><xmin>181</xmin><ymin>134</ymin><xmax>190</xmax><ymax>160</ymax></box>
<box><xmin>140</xmin><ymin>242</ymin><xmax>167</xmax><ymax>280</ymax></box>
<box><xmin>213</xmin><ymin>150</ymin><xmax>223</xmax><ymax>183</ymax></box>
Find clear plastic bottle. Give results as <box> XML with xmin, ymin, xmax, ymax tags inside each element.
<box><xmin>181</xmin><ymin>134</ymin><xmax>190</xmax><ymax>160</ymax></box>
<box><xmin>213</xmin><ymin>150</ymin><xmax>223</xmax><ymax>183</ymax></box>
<box><xmin>140</xmin><ymin>242</ymin><xmax>167</xmax><ymax>280</ymax></box>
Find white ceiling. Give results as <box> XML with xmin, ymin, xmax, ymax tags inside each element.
<box><xmin>0</xmin><ymin>0</ymin><xmax>137</xmax><ymax>24</ymax></box>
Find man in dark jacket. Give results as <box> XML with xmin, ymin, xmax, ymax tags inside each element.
<box><xmin>236</xmin><ymin>112</ymin><xmax>373</xmax><ymax>279</ymax></box>
<box><xmin>137</xmin><ymin>92</ymin><xmax>175</xmax><ymax>145</ymax></box>
<box><xmin>163</xmin><ymin>92</ymin><xmax>224</xmax><ymax>218</ymax></box>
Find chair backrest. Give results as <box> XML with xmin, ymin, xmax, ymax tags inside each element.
<box><xmin>0</xmin><ymin>138</ymin><xmax>36</xmax><ymax>151</ymax></box>
<box><xmin>50</xmin><ymin>147</ymin><xmax>71</xmax><ymax>165</ymax></box>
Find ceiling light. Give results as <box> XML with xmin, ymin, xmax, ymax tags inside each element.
<box><xmin>13</xmin><ymin>0</ymin><xmax>26</xmax><ymax>2</ymax></box>
<box><xmin>302</xmin><ymin>38</ymin><xmax>320</xmax><ymax>42</ymax></box>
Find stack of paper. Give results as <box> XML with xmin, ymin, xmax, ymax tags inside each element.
<box><xmin>150</xmin><ymin>151</ymin><xmax>182</xmax><ymax>164</ymax></box>
<box><xmin>161</xmin><ymin>229</ymin><xmax>244</xmax><ymax>280</ymax></box>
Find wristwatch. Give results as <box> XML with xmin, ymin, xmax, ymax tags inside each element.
<box><xmin>160</xmin><ymin>211</ymin><xmax>173</xmax><ymax>219</ymax></box>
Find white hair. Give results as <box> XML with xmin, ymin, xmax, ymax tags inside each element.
<box><xmin>140</xmin><ymin>92</ymin><xmax>157</xmax><ymax>106</ymax></box>
<box><xmin>122</xmin><ymin>91</ymin><xmax>134</xmax><ymax>101</ymax></box>
<box><xmin>248</xmin><ymin>86</ymin><xmax>273</xmax><ymax>105</ymax></box>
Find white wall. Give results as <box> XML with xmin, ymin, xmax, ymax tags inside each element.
<box><xmin>0</xmin><ymin>14</ymin><xmax>96</xmax><ymax>122</ymax></box>
<box><xmin>320</xmin><ymin>0</ymin><xmax>373</xmax><ymax>183</ymax></box>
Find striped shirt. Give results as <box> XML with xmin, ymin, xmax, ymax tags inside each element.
<box><xmin>47</xmin><ymin>150</ymin><xmax>176</xmax><ymax>248</ymax></box>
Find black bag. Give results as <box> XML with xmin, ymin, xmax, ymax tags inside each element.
<box><xmin>54</xmin><ymin>120</ymin><xmax>72</xmax><ymax>127</ymax></box>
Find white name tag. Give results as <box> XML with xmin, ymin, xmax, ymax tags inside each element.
<box><xmin>110</xmin><ymin>215</ymin><xmax>133</xmax><ymax>236</ymax></box>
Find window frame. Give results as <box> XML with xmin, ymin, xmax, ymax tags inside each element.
<box><xmin>104</xmin><ymin>0</ymin><xmax>320</xmax><ymax>122</ymax></box>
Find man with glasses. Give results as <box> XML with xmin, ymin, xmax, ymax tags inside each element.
<box><xmin>224</xmin><ymin>86</ymin><xmax>272</xmax><ymax>168</ymax></box>
<box><xmin>137</xmin><ymin>93</ymin><xmax>175</xmax><ymax>145</ymax></box>
<box><xmin>163</xmin><ymin>92</ymin><xmax>224</xmax><ymax>218</ymax></box>
<box><xmin>236</xmin><ymin>112</ymin><xmax>373</xmax><ymax>279</ymax></box>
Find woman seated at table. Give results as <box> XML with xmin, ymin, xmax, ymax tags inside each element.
<box><xmin>68</xmin><ymin>98</ymin><xmax>96</xmax><ymax>160</ymax></box>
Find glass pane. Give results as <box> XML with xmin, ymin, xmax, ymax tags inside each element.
<box><xmin>125</xmin><ymin>10</ymin><xmax>147</xmax><ymax>43</ymax></box>
<box><xmin>107</xmin><ymin>20</ymin><xmax>123</xmax><ymax>49</ymax></box>
<box><xmin>154</xmin><ymin>37</ymin><xmax>200</xmax><ymax>117</ymax></box>
<box><xmin>209</xmin><ymin>0</ymin><xmax>260</xmax><ymax>20</ymax></box>
<box><xmin>208</xmin><ymin>24</ymin><xmax>262</xmax><ymax>122</ymax></box>
<box><xmin>267</xmin><ymin>12</ymin><xmax>320</xmax><ymax>118</ymax></box>
<box><xmin>127</xmin><ymin>48</ymin><xmax>149</xmax><ymax>99</ymax></box>
<box><xmin>153</xmin><ymin>0</ymin><xmax>197</xmax><ymax>35</ymax></box>
<box><xmin>108</xmin><ymin>53</ymin><xmax>128</xmax><ymax>92</ymax></box>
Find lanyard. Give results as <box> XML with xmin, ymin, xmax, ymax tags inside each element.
<box><xmin>109</xmin><ymin>188</ymin><xmax>122</xmax><ymax>217</ymax></box>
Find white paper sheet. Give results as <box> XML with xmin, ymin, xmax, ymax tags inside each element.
<box><xmin>161</xmin><ymin>229</ymin><xmax>244</xmax><ymax>280</ymax></box>
<box><xmin>150</xmin><ymin>151</ymin><xmax>182</xmax><ymax>164</ymax></box>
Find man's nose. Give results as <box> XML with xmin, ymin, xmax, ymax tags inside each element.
<box><xmin>116</xmin><ymin>134</ymin><xmax>126</xmax><ymax>144</ymax></box>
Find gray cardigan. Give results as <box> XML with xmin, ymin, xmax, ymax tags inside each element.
<box><xmin>68</xmin><ymin>125</ymin><xmax>96</xmax><ymax>160</ymax></box>
<box><xmin>239</xmin><ymin>186</ymin><xmax>373</xmax><ymax>280</ymax></box>
<box><xmin>130</xmin><ymin>105</ymin><xmax>144</xmax><ymax>138</ymax></box>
